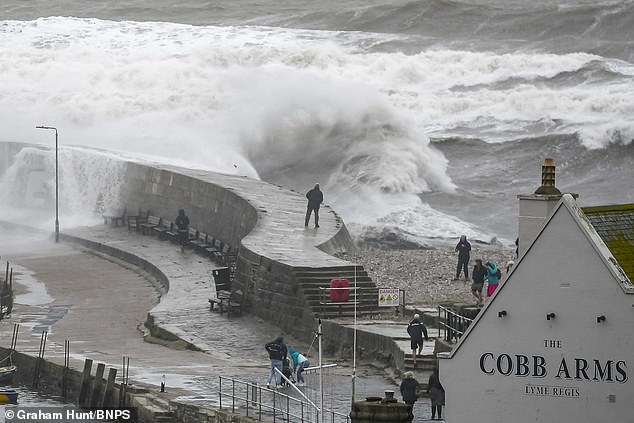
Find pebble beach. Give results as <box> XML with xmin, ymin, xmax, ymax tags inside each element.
<box><xmin>337</xmin><ymin>244</ymin><xmax>516</xmax><ymax>308</ymax></box>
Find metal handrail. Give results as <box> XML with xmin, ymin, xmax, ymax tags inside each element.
<box><xmin>438</xmin><ymin>305</ymin><xmax>473</xmax><ymax>342</ymax></box>
<box><xmin>218</xmin><ymin>375</ymin><xmax>350</xmax><ymax>423</ymax></box>
<box><xmin>318</xmin><ymin>286</ymin><xmax>360</xmax><ymax>316</ymax></box>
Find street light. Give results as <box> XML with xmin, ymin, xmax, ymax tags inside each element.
<box><xmin>35</xmin><ymin>125</ymin><xmax>59</xmax><ymax>243</ymax></box>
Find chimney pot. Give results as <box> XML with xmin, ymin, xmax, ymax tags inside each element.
<box><xmin>535</xmin><ymin>157</ymin><xmax>561</xmax><ymax>195</ymax></box>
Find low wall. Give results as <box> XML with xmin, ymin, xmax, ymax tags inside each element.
<box><xmin>0</xmin><ymin>346</ymin><xmax>131</xmax><ymax>412</ymax></box>
<box><xmin>0</xmin><ymin>346</ymin><xmax>263</xmax><ymax>422</ymax></box>
<box><xmin>321</xmin><ymin>321</ymin><xmax>405</xmax><ymax>374</ymax></box>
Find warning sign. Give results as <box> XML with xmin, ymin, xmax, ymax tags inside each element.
<box><xmin>378</xmin><ymin>288</ymin><xmax>400</xmax><ymax>307</ymax></box>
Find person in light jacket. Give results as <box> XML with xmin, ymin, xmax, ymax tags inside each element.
<box><xmin>289</xmin><ymin>346</ymin><xmax>310</xmax><ymax>386</ymax></box>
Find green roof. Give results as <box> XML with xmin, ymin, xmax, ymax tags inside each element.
<box><xmin>582</xmin><ymin>203</ymin><xmax>634</xmax><ymax>283</ymax></box>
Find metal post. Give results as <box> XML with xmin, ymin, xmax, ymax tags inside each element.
<box><xmin>318</xmin><ymin>318</ymin><xmax>324</xmax><ymax>423</ymax></box>
<box><xmin>219</xmin><ymin>376</ymin><xmax>223</xmax><ymax>409</ymax></box>
<box><xmin>351</xmin><ymin>265</ymin><xmax>357</xmax><ymax>407</ymax></box>
<box><xmin>35</xmin><ymin>125</ymin><xmax>59</xmax><ymax>242</ymax></box>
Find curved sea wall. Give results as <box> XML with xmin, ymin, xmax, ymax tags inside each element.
<box><xmin>0</xmin><ymin>142</ymin><xmax>359</xmax><ymax>339</ymax></box>
<box><xmin>118</xmin><ymin>162</ymin><xmax>358</xmax><ymax>337</ymax></box>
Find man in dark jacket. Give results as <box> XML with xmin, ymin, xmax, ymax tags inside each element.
<box><xmin>305</xmin><ymin>183</ymin><xmax>323</xmax><ymax>228</ymax></box>
<box><xmin>454</xmin><ymin>235</ymin><xmax>471</xmax><ymax>280</ymax></box>
<box><xmin>400</xmin><ymin>371</ymin><xmax>420</xmax><ymax>407</ymax></box>
<box><xmin>265</xmin><ymin>336</ymin><xmax>288</xmax><ymax>388</ymax></box>
<box><xmin>407</xmin><ymin>314</ymin><xmax>429</xmax><ymax>368</ymax></box>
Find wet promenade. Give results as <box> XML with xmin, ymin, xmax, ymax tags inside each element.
<box><xmin>0</xmin><ymin>223</ymin><xmax>441</xmax><ymax>421</ymax></box>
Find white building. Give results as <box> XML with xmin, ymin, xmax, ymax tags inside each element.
<box><xmin>439</xmin><ymin>165</ymin><xmax>634</xmax><ymax>422</ymax></box>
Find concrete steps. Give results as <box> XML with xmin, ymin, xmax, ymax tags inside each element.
<box><xmin>293</xmin><ymin>266</ymin><xmax>382</xmax><ymax>318</ymax></box>
<box><xmin>131</xmin><ymin>393</ymin><xmax>174</xmax><ymax>422</ymax></box>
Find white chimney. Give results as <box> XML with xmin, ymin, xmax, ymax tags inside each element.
<box><xmin>516</xmin><ymin>158</ymin><xmax>576</xmax><ymax>257</ymax></box>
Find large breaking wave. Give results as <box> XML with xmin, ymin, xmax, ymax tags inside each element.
<box><xmin>0</xmin><ymin>9</ymin><xmax>632</xmax><ymax>247</ymax></box>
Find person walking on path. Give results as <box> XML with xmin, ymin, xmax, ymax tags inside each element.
<box><xmin>427</xmin><ymin>367</ymin><xmax>445</xmax><ymax>420</ymax></box>
<box><xmin>454</xmin><ymin>235</ymin><xmax>471</xmax><ymax>281</ymax></box>
<box><xmin>305</xmin><ymin>183</ymin><xmax>323</xmax><ymax>228</ymax></box>
<box><xmin>400</xmin><ymin>371</ymin><xmax>421</xmax><ymax>410</ymax></box>
<box><xmin>265</xmin><ymin>336</ymin><xmax>288</xmax><ymax>388</ymax></box>
<box><xmin>485</xmin><ymin>258</ymin><xmax>501</xmax><ymax>298</ymax></box>
<box><xmin>471</xmin><ymin>258</ymin><xmax>487</xmax><ymax>305</ymax></box>
<box><xmin>406</xmin><ymin>314</ymin><xmax>429</xmax><ymax>368</ymax></box>
<box><xmin>288</xmin><ymin>347</ymin><xmax>310</xmax><ymax>386</ymax></box>
<box><xmin>175</xmin><ymin>209</ymin><xmax>190</xmax><ymax>250</ymax></box>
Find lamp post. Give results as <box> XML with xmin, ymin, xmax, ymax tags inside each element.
<box><xmin>35</xmin><ymin>125</ymin><xmax>59</xmax><ymax>243</ymax></box>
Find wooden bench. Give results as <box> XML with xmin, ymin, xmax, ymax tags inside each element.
<box><xmin>127</xmin><ymin>209</ymin><xmax>150</xmax><ymax>232</ymax></box>
<box><xmin>219</xmin><ymin>246</ymin><xmax>239</xmax><ymax>267</ymax></box>
<box><xmin>168</xmin><ymin>226</ymin><xmax>196</xmax><ymax>245</ymax></box>
<box><xmin>227</xmin><ymin>289</ymin><xmax>244</xmax><ymax>317</ymax></box>
<box><xmin>103</xmin><ymin>208</ymin><xmax>126</xmax><ymax>226</ymax></box>
<box><xmin>178</xmin><ymin>227</ymin><xmax>198</xmax><ymax>247</ymax></box>
<box><xmin>189</xmin><ymin>232</ymin><xmax>213</xmax><ymax>253</ymax></box>
<box><xmin>212</xmin><ymin>243</ymin><xmax>230</xmax><ymax>264</ymax></box>
<box><xmin>204</xmin><ymin>239</ymin><xmax>223</xmax><ymax>257</ymax></box>
<box><xmin>153</xmin><ymin>219</ymin><xmax>172</xmax><ymax>240</ymax></box>
<box><xmin>164</xmin><ymin>222</ymin><xmax>178</xmax><ymax>242</ymax></box>
<box><xmin>208</xmin><ymin>289</ymin><xmax>231</xmax><ymax>312</ymax></box>
<box><xmin>139</xmin><ymin>216</ymin><xmax>161</xmax><ymax>235</ymax></box>
<box><xmin>209</xmin><ymin>267</ymin><xmax>231</xmax><ymax>312</ymax></box>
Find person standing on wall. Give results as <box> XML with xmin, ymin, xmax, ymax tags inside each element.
<box><xmin>175</xmin><ymin>209</ymin><xmax>190</xmax><ymax>251</ymax></box>
<box><xmin>265</xmin><ymin>336</ymin><xmax>288</xmax><ymax>388</ymax></box>
<box><xmin>407</xmin><ymin>313</ymin><xmax>429</xmax><ymax>368</ymax></box>
<box><xmin>305</xmin><ymin>183</ymin><xmax>323</xmax><ymax>228</ymax></box>
<box><xmin>453</xmin><ymin>235</ymin><xmax>471</xmax><ymax>281</ymax></box>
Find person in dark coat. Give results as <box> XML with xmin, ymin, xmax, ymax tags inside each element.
<box><xmin>454</xmin><ymin>235</ymin><xmax>471</xmax><ymax>281</ymax></box>
<box><xmin>174</xmin><ymin>209</ymin><xmax>190</xmax><ymax>248</ymax></box>
<box><xmin>471</xmin><ymin>258</ymin><xmax>487</xmax><ymax>306</ymax></box>
<box><xmin>399</xmin><ymin>371</ymin><xmax>420</xmax><ymax>406</ymax></box>
<box><xmin>305</xmin><ymin>183</ymin><xmax>323</xmax><ymax>228</ymax></box>
<box><xmin>427</xmin><ymin>367</ymin><xmax>445</xmax><ymax>420</ymax></box>
<box><xmin>265</xmin><ymin>336</ymin><xmax>288</xmax><ymax>388</ymax></box>
<box><xmin>407</xmin><ymin>314</ymin><xmax>429</xmax><ymax>368</ymax></box>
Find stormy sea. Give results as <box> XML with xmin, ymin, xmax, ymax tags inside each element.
<box><xmin>1</xmin><ymin>0</ymin><xmax>633</xmax><ymax>249</ymax></box>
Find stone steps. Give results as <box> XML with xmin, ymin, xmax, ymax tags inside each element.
<box><xmin>293</xmin><ymin>266</ymin><xmax>381</xmax><ymax>318</ymax></box>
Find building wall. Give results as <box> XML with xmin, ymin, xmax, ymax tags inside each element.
<box><xmin>440</xmin><ymin>204</ymin><xmax>634</xmax><ymax>423</ymax></box>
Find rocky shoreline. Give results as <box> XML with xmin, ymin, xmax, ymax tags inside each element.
<box><xmin>337</xmin><ymin>244</ymin><xmax>515</xmax><ymax>308</ymax></box>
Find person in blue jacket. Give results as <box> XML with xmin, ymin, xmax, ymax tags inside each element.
<box><xmin>288</xmin><ymin>346</ymin><xmax>310</xmax><ymax>386</ymax></box>
<box><xmin>485</xmin><ymin>258</ymin><xmax>501</xmax><ymax>298</ymax></box>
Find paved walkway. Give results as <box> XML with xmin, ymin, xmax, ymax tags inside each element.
<box><xmin>159</xmin><ymin>165</ymin><xmax>353</xmax><ymax>268</ymax></box>
<box><xmin>0</xmin><ymin>223</ymin><xmax>441</xmax><ymax>421</ymax></box>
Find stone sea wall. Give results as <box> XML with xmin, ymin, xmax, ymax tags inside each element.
<box><xmin>0</xmin><ymin>142</ymin><xmax>358</xmax><ymax>342</ymax></box>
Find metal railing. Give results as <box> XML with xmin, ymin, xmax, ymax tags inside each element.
<box><xmin>318</xmin><ymin>286</ymin><xmax>359</xmax><ymax>316</ymax></box>
<box><xmin>218</xmin><ymin>374</ymin><xmax>350</xmax><ymax>423</ymax></box>
<box><xmin>438</xmin><ymin>305</ymin><xmax>473</xmax><ymax>342</ymax></box>
<box><xmin>318</xmin><ymin>286</ymin><xmax>407</xmax><ymax>317</ymax></box>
